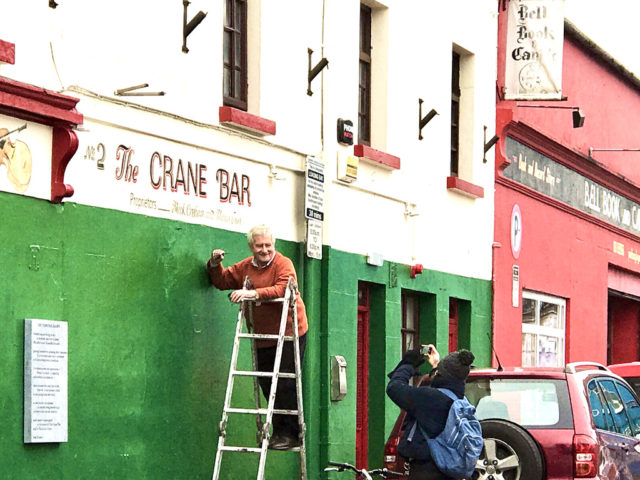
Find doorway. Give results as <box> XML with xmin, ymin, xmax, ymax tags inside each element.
<box><xmin>356</xmin><ymin>282</ymin><xmax>370</xmax><ymax>472</ymax></box>
<box><xmin>607</xmin><ymin>290</ymin><xmax>640</xmax><ymax>364</ymax></box>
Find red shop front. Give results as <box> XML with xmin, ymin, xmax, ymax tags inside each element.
<box><xmin>492</xmin><ymin>14</ymin><xmax>640</xmax><ymax>367</ymax></box>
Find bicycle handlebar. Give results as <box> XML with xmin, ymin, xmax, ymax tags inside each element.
<box><xmin>324</xmin><ymin>461</ymin><xmax>403</xmax><ymax>478</ymax></box>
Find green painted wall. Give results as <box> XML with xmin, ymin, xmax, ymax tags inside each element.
<box><xmin>0</xmin><ymin>193</ymin><xmax>312</xmax><ymax>479</ymax></box>
<box><xmin>320</xmin><ymin>248</ymin><xmax>492</xmax><ymax>477</ymax></box>
<box><xmin>1</xmin><ymin>192</ymin><xmax>491</xmax><ymax>479</ymax></box>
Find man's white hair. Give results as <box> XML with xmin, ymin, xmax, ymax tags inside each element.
<box><xmin>247</xmin><ymin>224</ymin><xmax>275</xmax><ymax>247</ymax></box>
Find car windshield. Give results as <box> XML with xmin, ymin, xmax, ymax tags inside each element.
<box><xmin>465</xmin><ymin>378</ymin><xmax>573</xmax><ymax>428</ymax></box>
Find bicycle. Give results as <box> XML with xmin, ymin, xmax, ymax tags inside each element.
<box><xmin>324</xmin><ymin>461</ymin><xmax>403</xmax><ymax>479</ymax></box>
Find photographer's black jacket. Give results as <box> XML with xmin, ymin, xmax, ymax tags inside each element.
<box><xmin>386</xmin><ymin>363</ymin><xmax>465</xmax><ymax>461</ymax></box>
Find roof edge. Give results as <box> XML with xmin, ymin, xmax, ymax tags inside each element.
<box><xmin>564</xmin><ymin>19</ymin><xmax>640</xmax><ymax>93</ymax></box>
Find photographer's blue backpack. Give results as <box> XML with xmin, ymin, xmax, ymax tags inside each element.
<box><xmin>408</xmin><ymin>388</ymin><xmax>484</xmax><ymax>479</ymax></box>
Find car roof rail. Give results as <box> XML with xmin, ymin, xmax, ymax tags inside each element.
<box><xmin>564</xmin><ymin>362</ymin><xmax>609</xmax><ymax>374</ymax></box>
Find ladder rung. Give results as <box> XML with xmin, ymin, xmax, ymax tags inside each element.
<box><xmin>232</xmin><ymin>370</ymin><xmax>296</xmax><ymax>378</ymax></box>
<box><xmin>248</xmin><ymin>298</ymin><xmax>285</xmax><ymax>304</ymax></box>
<box><xmin>220</xmin><ymin>445</ymin><xmax>302</xmax><ymax>453</ymax></box>
<box><xmin>225</xmin><ymin>407</ymin><xmax>299</xmax><ymax>415</ymax></box>
<box><xmin>219</xmin><ymin>446</ymin><xmax>263</xmax><ymax>453</ymax></box>
<box><xmin>237</xmin><ymin>333</ymin><xmax>294</xmax><ymax>341</ymax></box>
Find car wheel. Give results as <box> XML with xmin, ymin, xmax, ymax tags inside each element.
<box><xmin>472</xmin><ymin>419</ymin><xmax>545</xmax><ymax>480</ymax></box>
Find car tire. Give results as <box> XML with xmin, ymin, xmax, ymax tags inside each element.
<box><xmin>473</xmin><ymin>419</ymin><xmax>545</xmax><ymax>480</ymax></box>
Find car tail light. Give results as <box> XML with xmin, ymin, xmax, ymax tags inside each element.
<box><xmin>383</xmin><ymin>436</ymin><xmax>399</xmax><ymax>470</ymax></box>
<box><xmin>573</xmin><ymin>434</ymin><xmax>598</xmax><ymax>477</ymax></box>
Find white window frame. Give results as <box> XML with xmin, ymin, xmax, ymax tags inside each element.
<box><xmin>522</xmin><ymin>291</ymin><xmax>566</xmax><ymax>367</ymax></box>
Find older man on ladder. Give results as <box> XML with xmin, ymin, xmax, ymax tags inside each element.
<box><xmin>207</xmin><ymin>224</ymin><xmax>309</xmax><ymax>451</ymax></box>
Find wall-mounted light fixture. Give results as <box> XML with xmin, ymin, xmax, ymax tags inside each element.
<box><xmin>49</xmin><ymin>0</ymin><xmax>58</xmax><ymax>8</ymax></box>
<box><xmin>483</xmin><ymin>125</ymin><xmax>499</xmax><ymax>163</ymax></box>
<box><xmin>114</xmin><ymin>83</ymin><xmax>165</xmax><ymax>96</ymax></box>
<box><xmin>517</xmin><ymin>104</ymin><xmax>585</xmax><ymax>128</ymax></box>
<box><xmin>418</xmin><ymin>99</ymin><xmax>438</xmax><ymax>140</ymax></box>
<box><xmin>307</xmin><ymin>48</ymin><xmax>329</xmax><ymax>96</ymax></box>
<box><xmin>589</xmin><ymin>147</ymin><xmax>640</xmax><ymax>158</ymax></box>
<box><xmin>182</xmin><ymin>0</ymin><xmax>208</xmax><ymax>53</ymax></box>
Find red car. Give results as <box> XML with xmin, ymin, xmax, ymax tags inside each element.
<box><xmin>383</xmin><ymin>362</ymin><xmax>640</xmax><ymax>479</ymax></box>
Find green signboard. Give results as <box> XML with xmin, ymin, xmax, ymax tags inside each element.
<box><xmin>504</xmin><ymin>137</ymin><xmax>640</xmax><ymax>236</ymax></box>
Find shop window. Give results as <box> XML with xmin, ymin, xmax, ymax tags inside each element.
<box><xmin>521</xmin><ymin>291</ymin><xmax>566</xmax><ymax>367</ymax></box>
<box><xmin>223</xmin><ymin>0</ymin><xmax>248</xmax><ymax>111</ymax></box>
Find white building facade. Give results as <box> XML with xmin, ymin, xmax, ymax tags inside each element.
<box><xmin>0</xmin><ymin>1</ymin><xmax>496</xmax><ymax>478</ymax></box>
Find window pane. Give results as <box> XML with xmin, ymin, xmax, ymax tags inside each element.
<box><xmin>522</xmin><ymin>332</ymin><xmax>536</xmax><ymax>366</ymax></box>
<box><xmin>234</xmin><ymin>1</ymin><xmax>243</xmax><ymax>28</ymax></box>
<box><xmin>522</xmin><ymin>298</ymin><xmax>536</xmax><ymax>324</ymax></box>
<box><xmin>617</xmin><ymin>383</ymin><xmax>640</xmax><ymax>436</ymax></box>
<box><xmin>223</xmin><ymin>69</ymin><xmax>231</xmax><ymax>97</ymax></box>
<box><xmin>467</xmin><ymin>379</ymin><xmax>567</xmax><ymax>427</ymax></box>
<box><xmin>600</xmin><ymin>379</ymin><xmax>633</xmax><ymax>436</ymax></box>
<box><xmin>404</xmin><ymin>334</ymin><xmax>415</xmax><ymax>352</ymax></box>
<box><xmin>359</xmin><ymin>5</ymin><xmax>371</xmax><ymax>55</ymax></box>
<box><xmin>223</xmin><ymin>31</ymin><xmax>231</xmax><ymax>64</ymax></box>
<box><xmin>234</xmin><ymin>70</ymin><xmax>242</xmax><ymax>99</ymax></box>
<box><xmin>588</xmin><ymin>380</ymin><xmax>611</xmax><ymax>431</ymax></box>
<box><xmin>538</xmin><ymin>335</ymin><xmax>561</xmax><ymax>367</ymax></box>
<box><xmin>224</xmin><ymin>0</ymin><xmax>232</xmax><ymax>26</ymax></box>
<box><xmin>405</xmin><ymin>300</ymin><xmax>416</xmax><ymax>330</ymax></box>
<box><xmin>234</xmin><ymin>32</ymin><xmax>242</xmax><ymax>67</ymax></box>
<box><xmin>540</xmin><ymin>302</ymin><xmax>560</xmax><ymax>328</ymax></box>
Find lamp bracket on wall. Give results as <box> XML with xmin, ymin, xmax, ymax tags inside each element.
<box><xmin>404</xmin><ymin>202</ymin><xmax>419</xmax><ymax>217</ymax></box>
<box><xmin>49</xmin><ymin>0</ymin><xmax>58</xmax><ymax>8</ymax></box>
<box><xmin>307</xmin><ymin>48</ymin><xmax>329</xmax><ymax>96</ymax></box>
<box><xmin>589</xmin><ymin>147</ymin><xmax>640</xmax><ymax>158</ymax></box>
<box><xmin>268</xmin><ymin>164</ymin><xmax>286</xmax><ymax>181</ymax></box>
<box><xmin>418</xmin><ymin>99</ymin><xmax>438</xmax><ymax>140</ymax></box>
<box><xmin>483</xmin><ymin>125</ymin><xmax>499</xmax><ymax>163</ymax></box>
<box><xmin>517</xmin><ymin>104</ymin><xmax>585</xmax><ymax>128</ymax></box>
<box><xmin>182</xmin><ymin>0</ymin><xmax>208</xmax><ymax>53</ymax></box>
<box><xmin>114</xmin><ymin>83</ymin><xmax>165</xmax><ymax>96</ymax></box>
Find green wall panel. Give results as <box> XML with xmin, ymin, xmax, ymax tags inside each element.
<box><xmin>0</xmin><ymin>194</ymin><xmax>306</xmax><ymax>480</ymax></box>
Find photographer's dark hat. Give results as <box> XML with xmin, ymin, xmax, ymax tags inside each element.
<box><xmin>438</xmin><ymin>349</ymin><xmax>475</xmax><ymax>380</ymax></box>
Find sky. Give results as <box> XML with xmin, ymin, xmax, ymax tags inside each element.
<box><xmin>564</xmin><ymin>0</ymin><xmax>640</xmax><ymax>76</ymax></box>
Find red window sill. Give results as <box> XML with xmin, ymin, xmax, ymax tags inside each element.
<box><xmin>219</xmin><ymin>106</ymin><xmax>276</xmax><ymax>136</ymax></box>
<box><xmin>446</xmin><ymin>176</ymin><xmax>484</xmax><ymax>199</ymax></box>
<box><xmin>354</xmin><ymin>144</ymin><xmax>400</xmax><ymax>170</ymax></box>
<box><xmin>0</xmin><ymin>39</ymin><xmax>15</xmax><ymax>64</ymax></box>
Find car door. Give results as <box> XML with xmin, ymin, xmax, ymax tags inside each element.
<box><xmin>594</xmin><ymin>379</ymin><xmax>640</xmax><ymax>479</ymax></box>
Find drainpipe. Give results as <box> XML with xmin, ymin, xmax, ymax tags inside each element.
<box><xmin>491</xmin><ymin>241</ymin><xmax>502</xmax><ymax>368</ymax></box>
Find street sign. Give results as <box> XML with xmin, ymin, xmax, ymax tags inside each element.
<box><xmin>305</xmin><ymin>156</ymin><xmax>324</xmax><ymax>221</ymax></box>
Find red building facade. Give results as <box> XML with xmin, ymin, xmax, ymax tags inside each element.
<box><xmin>493</xmin><ymin>12</ymin><xmax>640</xmax><ymax>367</ymax></box>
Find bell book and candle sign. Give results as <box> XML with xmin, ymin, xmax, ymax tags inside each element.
<box><xmin>505</xmin><ymin>0</ymin><xmax>565</xmax><ymax>100</ymax></box>
<box><xmin>504</xmin><ymin>137</ymin><xmax>640</xmax><ymax>236</ymax></box>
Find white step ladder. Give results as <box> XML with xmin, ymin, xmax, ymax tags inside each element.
<box><xmin>212</xmin><ymin>276</ymin><xmax>307</xmax><ymax>480</ymax></box>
